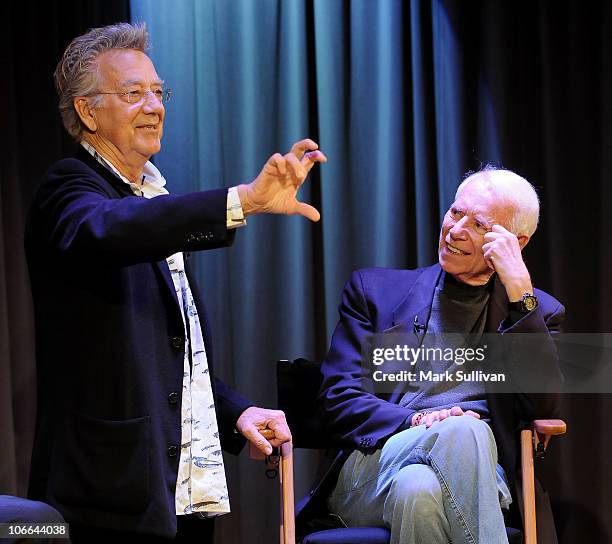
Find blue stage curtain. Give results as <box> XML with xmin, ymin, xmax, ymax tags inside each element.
<box><xmin>129</xmin><ymin>1</ymin><xmax>612</xmax><ymax>542</ymax></box>
<box><xmin>128</xmin><ymin>0</ymin><xmax>500</xmax><ymax>360</ymax></box>
<box><xmin>127</xmin><ymin>1</ymin><xmax>502</xmax><ymax>541</ymax></box>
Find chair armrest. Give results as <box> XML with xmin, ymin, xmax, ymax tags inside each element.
<box><xmin>532</xmin><ymin>419</ymin><xmax>567</xmax><ymax>458</ymax></box>
<box><xmin>533</xmin><ymin>419</ymin><xmax>566</xmax><ymax>436</ymax></box>
<box><xmin>520</xmin><ymin>419</ymin><xmax>567</xmax><ymax>544</ymax></box>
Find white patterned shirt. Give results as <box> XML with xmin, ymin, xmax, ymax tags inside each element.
<box><xmin>81</xmin><ymin>141</ymin><xmax>243</xmax><ymax>517</ymax></box>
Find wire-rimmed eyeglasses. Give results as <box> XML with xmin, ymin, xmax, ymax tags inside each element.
<box><xmin>447</xmin><ymin>207</ymin><xmax>493</xmax><ymax>236</ymax></box>
<box><xmin>92</xmin><ymin>88</ymin><xmax>172</xmax><ymax>104</ymax></box>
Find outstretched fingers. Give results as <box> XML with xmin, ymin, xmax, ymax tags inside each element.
<box><xmin>302</xmin><ymin>149</ymin><xmax>327</xmax><ymax>173</ymax></box>
<box><xmin>285</xmin><ymin>153</ymin><xmax>306</xmax><ymax>183</ymax></box>
<box><xmin>290</xmin><ymin>138</ymin><xmax>319</xmax><ymax>159</ymax></box>
<box><xmin>294</xmin><ymin>201</ymin><xmax>321</xmax><ymax>222</ymax></box>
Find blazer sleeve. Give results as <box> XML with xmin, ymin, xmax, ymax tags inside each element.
<box><xmin>29</xmin><ymin>158</ymin><xmax>235</xmax><ymax>266</ymax></box>
<box><xmin>213</xmin><ymin>376</ymin><xmax>253</xmax><ymax>455</ymax></box>
<box><xmin>500</xmin><ymin>296</ymin><xmax>566</xmax><ymax>421</ymax></box>
<box><xmin>319</xmin><ymin>270</ymin><xmax>416</xmax><ymax>450</ymax></box>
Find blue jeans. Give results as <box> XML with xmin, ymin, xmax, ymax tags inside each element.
<box><xmin>328</xmin><ymin>416</ymin><xmax>512</xmax><ymax>544</ymax></box>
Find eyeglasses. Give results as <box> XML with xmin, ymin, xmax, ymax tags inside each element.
<box><xmin>92</xmin><ymin>88</ymin><xmax>172</xmax><ymax>104</ymax></box>
<box><xmin>447</xmin><ymin>207</ymin><xmax>492</xmax><ymax>236</ymax></box>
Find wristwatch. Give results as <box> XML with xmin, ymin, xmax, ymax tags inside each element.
<box><xmin>508</xmin><ymin>292</ymin><xmax>538</xmax><ymax>313</ymax></box>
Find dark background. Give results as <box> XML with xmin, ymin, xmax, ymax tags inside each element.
<box><xmin>2</xmin><ymin>1</ymin><xmax>611</xmax><ymax>542</ymax></box>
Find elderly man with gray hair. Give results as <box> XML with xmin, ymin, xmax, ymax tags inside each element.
<box><xmin>25</xmin><ymin>22</ymin><xmax>325</xmax><ymax>542</ymax></box>
<box><xmin>313</xmin><ymin>168</ymin><xmax>564</xmax><ymax>543</ymax></box>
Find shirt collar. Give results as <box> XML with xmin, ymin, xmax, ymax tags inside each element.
<box><xmin>80</xmin><ymin>140</ymin><xmax>168</xmax><ymax>197</ymax></box>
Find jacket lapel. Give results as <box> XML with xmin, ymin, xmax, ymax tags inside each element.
<box><xmin>77</xmin><ymin>148</ymin><xmax>183</xmax><ymax>318</ymax></box>
<box><xmin>154</xmin><ymin>259</ymin><xmax>182</xmax><ymax>320</ymax></box>
<box><xmin>76</xmin><ymin>147</ymin><xmax>135</xmax><ymax>198</ymax></box>
<box><xmin>389</xmin><ymin>263</ymin><xmax>442</xmax><ymax>349</ymax></box>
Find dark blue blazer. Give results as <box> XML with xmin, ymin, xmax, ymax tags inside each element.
<box><xmin>306</xmin><ymin>265</ymin><xmax>564</xmax><ymax>538</ymax></box>
<box><xmin>25</xmin><ymin>148</ymin><xmax>252</xmax><ymax>537</ymax></box>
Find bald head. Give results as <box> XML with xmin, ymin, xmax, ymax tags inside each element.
<box><xmin>455</xmin><ymin>168</ymin><xmax>540</xmax><ymax>237</ymax></box>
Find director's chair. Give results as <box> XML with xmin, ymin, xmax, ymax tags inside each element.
<box><xmin>251</xmin><ymin>359</ymin><xmax>566</xmax><ymax>544</ymax></box>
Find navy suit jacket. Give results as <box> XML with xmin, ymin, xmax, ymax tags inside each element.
<box><xmin>25</xmin><ymin>148</ymin><xmax>252</xmax><ymax>537</ymax></box>
<box><xmin>307</xmin><ymin>265</ymin><xmax>564</xmax><ymax>536</ymax></box>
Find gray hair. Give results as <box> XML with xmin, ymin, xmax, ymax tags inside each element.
<box><xmin>456</xmin><ymin>165</ymin><xmax>540</xmax><ymax>237</ymax></box>
<box><xmin>54</xmin><ymin>22</ymin><xmax>149</xmax><ymax>141</ymax></box>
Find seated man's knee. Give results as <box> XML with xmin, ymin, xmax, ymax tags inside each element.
<box><xmin>387</xmin><ymin>464</ymin><xmax>443</xmax><ymax>513</ymax></box>
<box><xmin>436</xmin><ymin>414</ymin><xmax>494</xmax><ymax>444</ymax></box>
<box><xmin>384</xmin><ymin>465</ymin><xmax>451</xmax><ymax>540</ymax></box>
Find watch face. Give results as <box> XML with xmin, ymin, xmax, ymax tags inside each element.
<box><xmin>524</xmin><ymin>295</ymin><xmax>538</xmax><ymax>311</ymax></box>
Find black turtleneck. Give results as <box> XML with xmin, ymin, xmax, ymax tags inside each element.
<box><xmin>399</xmin><ymin>271</ymin><xmax>492</xmax><ymax>422</ymax></box>
<box><xmin>432</xmin><ymin>271</ymin><xmax>493</xmax><ymax>337</ymax></box>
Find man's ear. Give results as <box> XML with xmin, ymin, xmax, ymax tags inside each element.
<box><xmin>74</xmin><ymin>97</ymin><xmax>97</xmax><ymax>132</ymax></box>
<box><xmin>517</xmin><ymin>235</ymin><xmax>530</xmax><ymax>250</ymax></box>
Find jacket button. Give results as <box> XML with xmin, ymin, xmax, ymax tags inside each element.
<box><xmin>168</xmin><ymin>445</ymin><xmax>178</xmax><ymax>457</ymax></box>
<box><xmin>170</xmin><ymin>336</ymin><xmax>183</xmax><ymax>350</ymax></box>
<box><xmin>168</xmin><ymin>392</ymin><xmax>179</xmax><ymax>405</ymax></box>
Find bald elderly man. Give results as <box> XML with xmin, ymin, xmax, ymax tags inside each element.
<box><xmin>315</xmin><ymin>168</ymin><xmax>564</xmax><ymax>544</ymax></box>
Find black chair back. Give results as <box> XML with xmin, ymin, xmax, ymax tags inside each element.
<box><xmin>277</xmin><ymin>358</ymin><xmax>331</xmax><ymax>449</ymax></box>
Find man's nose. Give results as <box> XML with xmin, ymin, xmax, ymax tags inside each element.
<box><xmin>449</xmin><ymin>217</ymin><xmax>469</xmax><ymax>238</ymax></box>
<box><xmin>142</xmin><ymin>91</ymin><xmax>164</xmax><ymax>111</ymax></box>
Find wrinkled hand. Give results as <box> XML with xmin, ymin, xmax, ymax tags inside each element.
<box><xmin>412</xmin><ymin>406</ymin><xmax>480</xmax><ymax>429</ymax></box>
<box><xmin>482</xmin><ymin>225</ymin><xmax>533</xmax><ymax>301</ymax></box>
<box><xmin>236</xmin><ymin>406</ymin><xmax>291</xmax><ymax>456</ymax></box>
<box><xmin>237</xmin><ymin>138</ymin><xmax>327</xmax><ymax>221</ymax></box>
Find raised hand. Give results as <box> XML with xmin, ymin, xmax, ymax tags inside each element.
<box><xmin>482</xmin><ymin>225</ymin><xmax>533</xmax><ymax>301</ymax></box>
<box><xmin>237</xmin><ymin>138</ymin><xmax>327</xmax><ymax>221</ymax></box>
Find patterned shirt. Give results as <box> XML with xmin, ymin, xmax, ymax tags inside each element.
<box><xmin>80</xmin><ymin>141</ymin><xmax>243</xmax><ymax>517</ymax></box>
